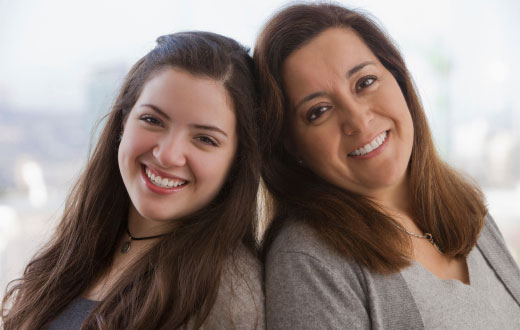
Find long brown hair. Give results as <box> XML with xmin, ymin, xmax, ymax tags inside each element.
<box><xmin>2</xmin><ymin>31</ymin><xmax>261</xmax><ymax>329</ymax></box>
<box><xmin>254</xmin><ymin>3</ymin><xmax>487</xmax><ymax>274</ymax></box>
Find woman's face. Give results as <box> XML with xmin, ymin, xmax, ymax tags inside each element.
<box><xmin>282</xmin><ymin>28</ymin><xmax>414</xmax><ymax>203</ymax></box>
<box><xmin>118</xmin><ymin>67</ymin><xmax>237</xmax><ymax>230</ymax></box>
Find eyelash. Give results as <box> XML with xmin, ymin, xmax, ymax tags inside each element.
<box><xmin>139</xmin><ymin>115</ymin><xmax>163</xmax><ymax>127</ymax></box>
<box><xmin>356</xmin><ymin>75</ymin><xmax>377</xmax><ymax>91</ymax></box>
<box><xmin>139</xmin><ymin>115</ymin><xmax>219</xmax><ymax>147</ymax></box>
<box><xmin>305</xmin><ymin>75</ymin><xmax>377</xmax><ymax>123</ymax></box>
<box><xmin>306</xmin><ymin>105</ymin><xmax>331</xmax><ymax>123</ymax></box>
<box><xmin>196</xmin><ymin>135</ymin><xmax>218</xmax><ymax>147</ymax></box>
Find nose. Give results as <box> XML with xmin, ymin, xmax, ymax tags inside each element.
<box><xmin>338</xmin><ymin>97</ymin><xmax>374</xmax><ymax>136</ymax></box>
<box><xmin>152</xmin><ymin>133</ymin><xmax>187</xmax><ymax>168</ymax></box>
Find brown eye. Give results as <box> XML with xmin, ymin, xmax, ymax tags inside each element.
<box><xmin>306</xmin><ymin>105</ymin><xmax>331</xmax><ymax>123</ymax></box>
<box><xmin>356</xmin><ymin>75</ymin><xmax>377</xmax><ymax>91</ymax></box>
<box><xmin>196</xmin><ymin>135</ymin><xmax>218</xmax><ymax>147</ymax></box>
<box><xmin>140</xmin><ymin>115</ymin><xmax>163</xmax><ymax>127</ymax></box>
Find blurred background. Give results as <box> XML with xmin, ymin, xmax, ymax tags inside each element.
<box><xmin>1</xmin><ymin>0</ymin><xmax>519</xmax><ymax>298</ymax></box>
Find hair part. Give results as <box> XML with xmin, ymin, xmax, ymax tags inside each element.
<box><xmin>2</xmin><ymin>31</ymin><xmax>261</xmax><ymax>329</ymax></box>
<box><xmin>254</xmin><ymin>3</ymin><xmax>487</xmax><ymax>274</ymax></box>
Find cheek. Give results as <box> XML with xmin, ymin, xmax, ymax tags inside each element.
<box><xmin>293</xmin><ymin>126</ymin><xmax>338</xmax><ymax>163</ymax></box>
<box><xmin>117</xmin><ymin>138</ymin><xmax>131</xmax><ymax>170</ymax></box>
<box><xmin>192</xmin><ymin>148</ymin><xmax>236</xmax><ymax>189</ymax></box>
<box><xmin>118</xmin><ymin>132</ymin><xmax>151</xmax><ymax>172</ymax></box>
<box><xmin>398</xmin><ymin>103</ymin><xmax>414</xmax><ymax>148</ymax></box>
<box><xmin>118</xmin><ymin>137</ymin><xmax>136</xmax><ymax>165</ymax></box>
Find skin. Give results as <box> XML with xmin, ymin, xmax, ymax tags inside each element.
<box><xmin>85</xmin><ymin>67</ymin><xmax>238</xmax><ymax>300</ymax></box>
<box><xmin>283</xmin><ymin>28</ymin><xmax>414</xmax><ymax>211</ymax></box>
<box><xmin>119</xmin><ymin>67</ymin><xmax>237</xmax><ymax>238</ymax></box>
<box><xmin>283</xmin><ymin>27</ymin><xmax>468</xmax><ymax>284</ymax></box>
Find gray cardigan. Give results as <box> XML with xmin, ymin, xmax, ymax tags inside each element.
<box><xmin>265</xmin><ymin>215</ymin><xmax>520</xmax><ymax>329</ymax></box>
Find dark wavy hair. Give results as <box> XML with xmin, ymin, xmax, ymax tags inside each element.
<box><xmin>254</xmin><ymin>3</ymin><xmax>487</xmax><ymax>273</ymax></box>
<box><xmin>2</xmin><ymin>31</ymin><xmax>261</xmax><ymax>329</ymax></box>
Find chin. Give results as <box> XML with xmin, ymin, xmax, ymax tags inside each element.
<box><xmin>134</xmin><ymin>204</ymin><xmax>176</xmax><ymax>223</ymax></box>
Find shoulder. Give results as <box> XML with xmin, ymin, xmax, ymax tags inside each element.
<box><xmin>201</xmin><ymin>245</ymin><xmax>264</xmax><ymax>330</ymax></box>
<box><xmin>478</xmin><ymin>213</ymin><xmax>512</xmax><ymax>251</ymax></box>
<box><xmin>478</xmin><ymin>213</ymin><xmax>520</xmax><ymax>273</ymax></box>
<box><xmin>268</xmin><ymin>219</ymin><xmax>365</xmax><ymax>279</ymax></box>
<box><xmin>482</xmin><ymin>213</ymin><xmax>505</xmax><ymax>239</ymax></box>
<box><xmin>264</xmin><ymin>220</ymin><xmax>371</xmax><ymax>329</ymax></box>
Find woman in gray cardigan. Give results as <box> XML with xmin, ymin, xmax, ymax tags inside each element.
<box><xmin>254</xmin><ymin>3</ymin><xmax>520</xmax><ymax>329</ymax></box>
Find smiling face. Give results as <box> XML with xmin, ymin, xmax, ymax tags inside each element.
<box><xmin>118</xmin><ymin>67</ymin><xmax>237</xmax><ymax>234</ymax></box>
<box><xmin>282</xmin><ymin>27</ymin><xmax>414</xmax><ymax>206</ymax></box>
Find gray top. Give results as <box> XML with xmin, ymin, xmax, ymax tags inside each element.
<box><xmin>47</xmin><ymin>246</ymin><xmax>264</xmax><ymax>330</ymax></box>
<box><xmin>265</xmin><ymin>215</ymin><xmax>520</xmax><ymax>330</ymax></box>
<box><xmin>401</xmin><ymin>246</ymin><xmax>520</xmax><ymax>329</ymax></box>
<box><xmin>47</xmin><ymin>298</ymin><xmax>97</xmax><ymax>330</ymax></box>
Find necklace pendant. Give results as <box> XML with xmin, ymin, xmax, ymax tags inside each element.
<box><xmin>121</xmin><ymin>240</ymin><xmax>131</xmax><ymax>254</ymax></box>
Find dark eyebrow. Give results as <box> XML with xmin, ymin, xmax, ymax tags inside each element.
<box><xmin>140</xmin><ymin>104</ymin><xmax>170</xmax><ymax>119</ymax></box>
<box><xmin>293</xmin><ymin>61</ymin><xmax>376</xmax><ymax>111</ymax></box>
<box><xmin>347</xmin><ymin>61</ymin><xmax>375</xmax><ymax>78</ymax></box>
<box><xmin>190</xmin><ymin>124</ymin><xmax>228</xmax><ymax>138</ymax></box>
<box><xmin>293</xmin><ymin>91</ymin><xmax>327</xmax><ymax>112</ymax></box>
<box><xmin>140</xmin><ymin>104</ymin><xmax>228</xmax><ymax>137</ymax></box>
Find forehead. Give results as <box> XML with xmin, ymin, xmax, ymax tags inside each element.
<box><xmin>282</xmin><ymin>28</ymin><xmax>378</xmax><ymax>91</ymax></box>
<box><xmin>137</xmin><ymin>67</ymin><xmax>236</xmax><ymax>124</ymax></box>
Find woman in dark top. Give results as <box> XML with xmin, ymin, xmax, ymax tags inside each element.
<box><xmin>254</xmin><ymin>3</ymin><xmax>520</xmax><ymax>329</ymax></box>
<box><xmin>2</xmin><ymin>31</ymin><xmax>264</xmax><ymax>330</ymax></box>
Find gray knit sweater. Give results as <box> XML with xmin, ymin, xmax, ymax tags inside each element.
<box><xmin>265</xmin><ymin>215</ymin><xmax>520</xmax><ymax>329</ymax></box>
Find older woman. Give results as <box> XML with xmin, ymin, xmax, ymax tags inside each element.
<box><xmin>255</xmin><ymin>3</ymin><xmax>520</xmax><ymax>329</ymax></box>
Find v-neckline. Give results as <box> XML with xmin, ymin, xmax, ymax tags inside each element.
<box><xmin>409</xmin><ymin>249</ymin><xmax>474</xmax><ymax>286</ymax></box>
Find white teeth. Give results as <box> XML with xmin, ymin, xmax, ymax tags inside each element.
<box><xmin>144</xmin><ymin>167</ymin><xmax>186</xmax><ymax>188</ymax></box>
<box><xmin>349</xmin><ymin>131</ymin><xmax>387</xmax><ymax>156</ymax></box>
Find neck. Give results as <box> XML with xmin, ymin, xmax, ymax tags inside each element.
<box><xmin>370</xmin><ymin>175</ymin><xmax>411</xmax><ymax>216</ymax></box>
<box><xmin>127</xmin><ymin>204</ymin><xmax>175</xmax><ymax>238</ymax></box>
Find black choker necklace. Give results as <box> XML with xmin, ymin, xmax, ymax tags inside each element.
<box><xmin>120</xmin><ymin>228</ymin><xmax>167</xmax><ymax>254</ymax></box>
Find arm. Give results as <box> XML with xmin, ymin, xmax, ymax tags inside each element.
<box><xmin>265</xmin><ymin>249</ymin><xmax>370</xmax><ymax>330</ymax></box>
<box><xmin>200</xmin><ymin>247</ymin><xmax>265</xmax><ymax>330</ymax></box>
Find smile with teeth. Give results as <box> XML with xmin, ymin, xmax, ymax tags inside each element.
<box><xmin>349</xmin><ymin>131</ymin><xmax>388</xmax><ymax>156</ymax></box>
<box><xmin>145</xmin><ymin>167</ymin><xmax>187</xmax><ymax>188</ymax></box>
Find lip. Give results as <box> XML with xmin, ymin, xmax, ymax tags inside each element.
<box><xmin>140</xmin><ymin>164</ymin><xmax>188</xmax><ymax>195</ymax></box>
<box><xmin>348</xmin><ymin>130</ymin><xmax>390</xmax><ymax>159</ymax></box>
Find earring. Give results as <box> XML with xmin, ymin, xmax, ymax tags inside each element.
<box><xmin>118</xmin><ymin>132</ymin><xmax>123</xmax><ymax>142</ymax></box>
<box><xmin>297</xmin><ymin>159</ymin><xmax>304</xmax><ymax>165</ymax></box>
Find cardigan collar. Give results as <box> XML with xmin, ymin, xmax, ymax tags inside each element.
<box><xmin>476</xmin><ymin>214</ymin><xmax>520</xmax><ymax>307</ymax></box>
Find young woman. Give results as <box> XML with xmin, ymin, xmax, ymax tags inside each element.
<box><xmin>254</xmin><ymin>3</ymin><xmax>520</xmax><ymax>329</ymax></box>
<box><xmin>2</xmin><ymin>31</ymin><xmax>264</xmax><ymax>329</ymax></box>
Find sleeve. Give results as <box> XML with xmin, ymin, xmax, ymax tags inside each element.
<box><xmin>265</xmin><ymin>249</ymin><xmax>370</xmax><ymax>330</ymax></box>
<box><xmin>199</xmin><ymin>247</ymin><xmax>265</xmax><ymax>330</ymax></box>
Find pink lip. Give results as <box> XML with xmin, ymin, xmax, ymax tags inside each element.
<box><xmin>140</xmin><ymin>165</ymin><xmax>188</xmax><ymax>195</ymax></box>
<box><xmin>348</xmin><ymin>130</ymin><xmax>390</xmax><ymax>160</ymax></box>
